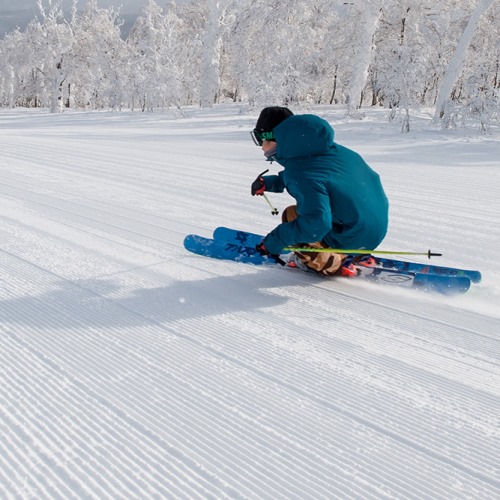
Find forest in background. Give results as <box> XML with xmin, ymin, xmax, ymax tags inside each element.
<box><xmin>0</xmin><ymin>0</ymin><xmax>498</xmax><ymax>131</ymax></box>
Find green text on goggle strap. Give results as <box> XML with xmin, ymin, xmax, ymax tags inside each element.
<box><xmin>260</xmin><ymin>131</ymin><xmax>275</xmax><ymax>141</ymax></box>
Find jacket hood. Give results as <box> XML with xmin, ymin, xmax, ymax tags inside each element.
<box><xmin>274</xmin><ymin>114</ymin><xmax>334</xmax><ymax>159</ymax></box>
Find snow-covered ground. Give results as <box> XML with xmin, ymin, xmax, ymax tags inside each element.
<box><xmin>0</xmin><ymin>105</ymin><xmax>499</xmax><ymax>498</ymax></box>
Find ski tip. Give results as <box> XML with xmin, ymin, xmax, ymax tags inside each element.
<box><xmin>410</xmin><ymin>271</ymin><xmax>471</xmax><ymax>295</ymax></box>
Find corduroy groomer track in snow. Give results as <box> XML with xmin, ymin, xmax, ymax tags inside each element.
<box><xmin>0</xmin><ymin>106</ymin><xmax>499</xmax><ymax>498</ymax></box>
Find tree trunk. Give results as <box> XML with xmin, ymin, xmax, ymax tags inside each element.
<box><xmin>50</xmin><ymin>61</ymin><xmax>65</xmax><ymax>114</ymax></box>
<box><xmin>329</xmin><ymin>66</ymin><xmax>338</xmax><ymax>105</ymax></box>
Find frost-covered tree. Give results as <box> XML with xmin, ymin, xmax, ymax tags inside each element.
<box><xmin>170</xmin><ymin>1</ymin><xmax>205</xmax><ymax>105</ymax></box>
<box><xmin>32</xmin><ymin>0</ymin><xmax>74</xmax><ymax>112</ymax></box>
<box><xmin>68</xmin><ymin>0</ymin><xmax>127</xmax><ymax>109</ymax></box>
<box><xmin>127</xmin><ymin>0</ymin><xmax>171</xmax><ymax>111</ymax></box>
<box><xmin>199</xmin><ymin>0</ymin><xmax>233</xmax><ymax>108</ymax></box>
<box><xmin>0</xmin><ymin>0</ymin><xmax>497</xmax><ymax>130</ymax></box>
<box><xmin>310</xmin><ymin>1</ymin><xmax>361</xmax><ymax>106</ymax></box>
<box><xmin>458</xmin><ymin>0</ymin><xmax>500</xmax><ymax>131</ymax></box>
<box><xmin>0</xmin><ymin>0</ymin><xmax>125</xmax><ymax>111</ymax></box>
<box><xmin>434</xmin><ymin>0</ymin><xmax>498</xmax><ymax>126</ymax></box>
<box><xmin>372</xmin><ymin>1</ymin><xmax>436</xmax><ymax>131</ymax></box>
<box><xmin>344</xmin><ymin>0</ymin><xmax>384</xmax><ymax>115</ymax></box>
<box><xmin>225</xmin><ymin>0</ymin><xmax>325</xmax><ymax>107</ymax></box>
<box><xmin>0</xmin><ymin>29</ymin><xmax>26</xmax><ymax>107</ymax></box>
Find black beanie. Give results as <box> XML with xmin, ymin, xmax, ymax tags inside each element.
<box><xmin>255</xmin><ymin>106</ymin><xmax>293</xmax><ymax>133</ymax></box>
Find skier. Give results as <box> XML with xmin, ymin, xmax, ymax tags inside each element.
<box><xmin>250</xmin><ymin>106</ymin><xmax>389</xmax><ymax>276</ymax></box>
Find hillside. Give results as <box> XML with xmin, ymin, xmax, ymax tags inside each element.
<box><xmin>0</xmin><ymin>106</ymin><xmax>499</xmax><ymax>497</ymax></box>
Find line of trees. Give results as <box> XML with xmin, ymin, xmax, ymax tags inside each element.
<box><xmin>0</xmin><ymin>0</ymin><xmax>498</xmax><ymax>131</ymax></box>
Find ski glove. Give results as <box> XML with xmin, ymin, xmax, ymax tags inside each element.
<box><xmin>251</xmin><ymin>169</ymin><xmax>268</xmax><ymax>196</ymax></box>
<box><xmin>256</xmin><ymin>241</ymin><xmax>286</xmax><ymax>266</ymax></box>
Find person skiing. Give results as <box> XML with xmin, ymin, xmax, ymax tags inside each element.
<box><xmin>250</xmin><ymin>106</ymin><xmax>389</xmax><ymax>276</ymax></box>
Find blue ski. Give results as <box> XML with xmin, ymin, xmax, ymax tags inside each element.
<box><xmin>183</xmin><ymin>234</ymin><xmax>471</xmax><ymax>295</ymax></box>
<box><xmin>212</xmin><ymin>227</ymin><xmax>482</xmax><ymax>283</ymax></box>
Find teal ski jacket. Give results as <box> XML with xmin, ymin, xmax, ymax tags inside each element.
<box><xmin>261</xmin><ymin>114</ymin><xmax>389</xmax><ymax>254</ymax></box>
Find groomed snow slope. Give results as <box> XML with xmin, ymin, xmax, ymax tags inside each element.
<box><xmin>0</xmin><ymin>106</ymin><xmax>499</xmax><ymax>498</ymax></box>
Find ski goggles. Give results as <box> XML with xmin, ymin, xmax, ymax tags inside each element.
<box><xmin>250</xmin><ymin>129</ymin><xmax>275</xmax><ymax>146</ymax></box>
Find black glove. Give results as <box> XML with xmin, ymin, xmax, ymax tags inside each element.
<box><xmin>251</xmin><ymin>169</ymin><xmax>268</xmax><ymax>196</ymax></box>
<box><xmin>256</xmin><ymin>242</ymin><xmax>285</xmax><ymax>266</ymax></box>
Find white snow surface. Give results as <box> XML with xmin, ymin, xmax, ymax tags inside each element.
<box><xmin>0</xmin><ymin>105</ymin><xmax>499</xmax><ymax>499</ymax></box>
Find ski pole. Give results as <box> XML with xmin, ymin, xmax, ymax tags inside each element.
<box><xmin>262</xmin><ymin>193</ymin><xmax>279</xmax><ymax>215</ymax></box>
<box><xmin>285</xmin><ymin>247</ymin><xmax>442</xmax><ymax>259</ymax></box>
<box><xmin>253</xmin><ymin>168</ymin><xmax>279</xmax><ymax>215</ymax></box>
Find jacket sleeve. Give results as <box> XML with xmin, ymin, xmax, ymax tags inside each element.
<box><xmin>263</xmin><ymin>180</ymin><xmax>333</xmax><ymax>254</ymax></box>
<box><xmin>263</xmin><ymin>171</ymin><xmax>285</xmax><ymax>193</ymax></box>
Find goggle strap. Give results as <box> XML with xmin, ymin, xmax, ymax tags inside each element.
<box><xmin>260</xmin><ymin>131</ymin><xmax>275</xmax><ymax>141</ymax></box>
